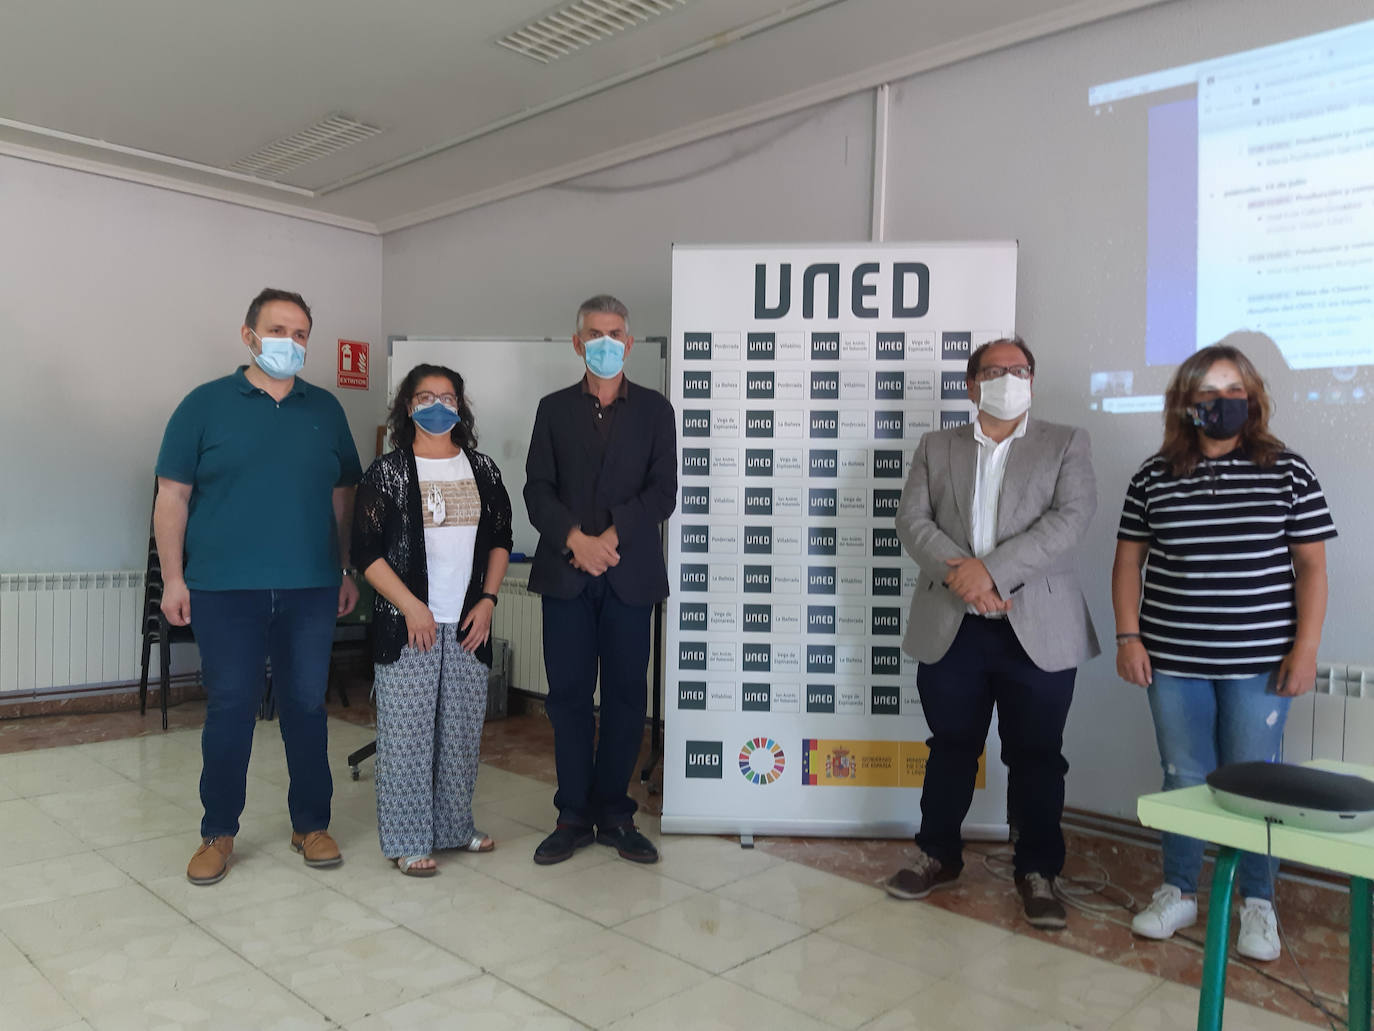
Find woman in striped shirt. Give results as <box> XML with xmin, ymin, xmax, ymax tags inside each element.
<box><xmin>1112</xmin><ymin>343</ymin><xmax>1336</xmax><ymax>961</ymax></box>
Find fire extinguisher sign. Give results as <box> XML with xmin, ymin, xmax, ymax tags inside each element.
<box><xmin>337</xmin><ymin>340</ymin><xmax>369</xmax><ymax>390</ymax></box>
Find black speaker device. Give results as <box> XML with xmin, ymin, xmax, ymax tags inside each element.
<box><xmin>1206</xmin><ymin>762</ymin><xmax>1374</xmax><ymax>833</ymax></box>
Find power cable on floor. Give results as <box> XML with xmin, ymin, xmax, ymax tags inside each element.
<box><xmin>955</xmin><ymin>842</ymin><xmax>1350</xmax><ymax>1028</ymax></box>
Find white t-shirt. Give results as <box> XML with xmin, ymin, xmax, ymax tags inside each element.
<box><xmin>415</xmin><ymin>452</ymin><xmax>480</xmax><ymax>624</ymax></box>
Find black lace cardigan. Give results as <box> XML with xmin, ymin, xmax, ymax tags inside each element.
<box><xmin>352</xmin><ymin>446</ymin><xmax>513</xmax><ymax>666</ymax></box>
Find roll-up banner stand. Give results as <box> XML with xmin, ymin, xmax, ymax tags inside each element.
<box><xmin>663</xmin><ymin>242</ymin><xmax>1017</xmax><ymax>839</ymax></box>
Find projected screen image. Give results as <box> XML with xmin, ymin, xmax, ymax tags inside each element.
<box><xmin>1088</xmin><ymin>17</ymin><xmax>1374</xmax><ymax>412</ymax></box>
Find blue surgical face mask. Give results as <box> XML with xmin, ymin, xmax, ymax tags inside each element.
<box><xmin>411</xmin><ymin>401</ymin><xmax>461</xmax><ymax>436</ymax></box>
<box><xmin>251</xmin><ymin>332</ymin><xmax>306</xmax><ymax>380</ymax></box>
<box><xmin>582</xmin><ymin>335</ymin><xmax>626</xmax><ymax>379</ymax></box>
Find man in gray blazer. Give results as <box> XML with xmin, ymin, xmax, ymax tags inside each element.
<box><xmin>884</xmin><ymin>337</ymin><xmax>1098</xmax><ymax>930</ymax></box>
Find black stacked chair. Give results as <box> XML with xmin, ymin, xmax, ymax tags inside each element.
<box><xmin>327</xmin><ymin>580</ymin><xmax>375</xmax><ymax>709</ymax></box>
<box><xmin>140</xmin><ymin>479</ymin><xmax>368</xmax><ymax>733</ymax></box>
<box><xmin>142</xmin><ymin>480</ymin><xmax>278</xmax><ymax>728</ymax></box>
<box><xmin>138</xmin><ymin>520</ymin><xmax>195</xmax><ymax>731</ymax></box>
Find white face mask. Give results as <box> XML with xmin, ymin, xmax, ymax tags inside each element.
<box><xmin>977</xmin><ymin>374</ymin><xmax>1032</xmax><ymax>420</ymax></box>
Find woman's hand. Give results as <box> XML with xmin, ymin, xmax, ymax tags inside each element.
<box><xmin>1117</xmin><ymin>639</ymin><xmax>1152</xmax><ymax>687</ymax></box>
<box><xmin>459</xmin><ymin>598</ymin><xmax>495</xmax><ymax>653</ymax></box>
<box><xmin>404</xmin><ymin>601</ymin><xmax>438</xmax><ymax>653</ymax></box>
<box><xmin>1282</xmin><ymin>542</ymin><xmax>1327</xmax><ymax>698</ymax></box>
<box><xmin>1276</xmin><ymin>645</ymin><xmax>1318</xmax><ymax>697</ymax></box>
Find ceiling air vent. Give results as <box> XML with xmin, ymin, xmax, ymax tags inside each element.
<box><xmin>225</xmin><ymin>114</ymin><xmax>383</xmax><ymax>179</ymax></box>
<box><xmin>497</xmin><ymin>0</ymin><xmax>690</xmax><ymax>64</ymax></box>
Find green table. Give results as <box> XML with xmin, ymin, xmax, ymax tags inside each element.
<box><xmin>1137</xmin><ymin>759</ymin><xmax>1374</xmax><ymax>1031</ymax></box>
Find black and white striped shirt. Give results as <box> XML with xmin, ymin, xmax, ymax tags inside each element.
<box><xmin>1117</xmin><ymin>449</ymin><xmax>1336</xmax><ymax>679</ymax></box>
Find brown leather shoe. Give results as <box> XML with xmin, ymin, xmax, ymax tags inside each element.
<box><xmin>186</xmin><ymin>836</ymin><xmax>233</xmax><ymax>885</ymax></box>
<box><xmin>290</xmin><ymin>829</ymin><xmax>342</xmax><ymax>868</ymax></box>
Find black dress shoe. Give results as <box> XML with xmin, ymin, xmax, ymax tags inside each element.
<box><xmin>533</xmin><ymin>824</ymin><xmax>595</xmax><ymax>866</ymax></box>
<box><xmin>596</xmin><ymin>824</ymin><xmax>659</xmax><ymax>863</ymax></box>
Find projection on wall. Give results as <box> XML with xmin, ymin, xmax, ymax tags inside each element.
<box><xmin>1088</xmin><ymin>17</ymin><xmax>1374</xmax><ymax>413</ymax></box>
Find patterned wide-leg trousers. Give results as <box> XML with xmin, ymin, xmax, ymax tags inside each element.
<box><xmin>373</xmin><ymin>624</ymin><xmax>488</xmax><ymax>858</ymax></box>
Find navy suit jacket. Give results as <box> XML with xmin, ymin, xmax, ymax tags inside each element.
<box><xmin>523</xmin><ymin>379</ymin><xmax>677</xmax><ymax>604</ymax></box>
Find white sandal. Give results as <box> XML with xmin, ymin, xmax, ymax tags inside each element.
<box><xmin>462</xmin><ymin>832</ymin><xmax>494</xmax><ymax>853</ymax></box>
<box><xmin>393</xmin><ymin>855</ymin><xmax>438</xmax><ymax>877</ymax></box>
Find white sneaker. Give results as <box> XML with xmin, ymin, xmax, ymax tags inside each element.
<box><xmin>1237</xmin><ymin>897</ymin><xmax>1281</xmax><ymax>962</ymax></box>
<box><xmin>1132</xmin><ymin>884</ymin><xmax>1198</xmax><ymax>940</ymax></box>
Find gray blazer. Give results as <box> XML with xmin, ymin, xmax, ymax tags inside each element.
<box><xmin>895</xmin><ymin>418</ymin><xmax>1100</xmax><ymax>672</ymax></box>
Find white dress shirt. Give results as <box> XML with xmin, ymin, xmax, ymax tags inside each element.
<box><xmin>966</xmin><ymin>414</ymin><xmax>1029</xmax><ymax>613</ymax></box>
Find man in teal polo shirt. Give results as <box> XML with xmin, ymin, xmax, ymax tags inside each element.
<box><xmin>154</xmin><ymin>287</ymin><xmax>362</xmax><ymax>885</ymax></box>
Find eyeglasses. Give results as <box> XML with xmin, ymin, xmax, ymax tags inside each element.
<box><xmin>413</xmin><ymin>391</ymin><xmax>458</xmax><ymax>407</ymax></box>
<box><xmin>973</xmin><ymin>364</ymin><xmax>1033</xmax><ymax>382</ymax></box>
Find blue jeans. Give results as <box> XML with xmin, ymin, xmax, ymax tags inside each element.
<box><xmin>1147</xmin><ymin>670</ymin><xmax>1289</xmax><ymax>900</ymax></box>
<box><xmin>541</xmin><ymin>578</ymin><xmax>650</xmax><ymax>829</ymax></box>
<box><xmin>190</xmin><ymin>587</ymin><xmax>337</xmax><ymax>839</ymax></box>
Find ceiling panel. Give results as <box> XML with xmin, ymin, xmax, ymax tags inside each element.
<box><xmin>0</xmin><ymin>0</ymin><xmax>788</xmax><ymax>175</ymax></box>
<box><xmin>0</xmin><ymin>0</ymin><xmax>1173</xmax><ymax>229</ymax></box>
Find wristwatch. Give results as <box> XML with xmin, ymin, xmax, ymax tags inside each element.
<box><xmin>480</xmin><ymin>592</ymin><xmax>499</xmax><ymax>606</ymax></box>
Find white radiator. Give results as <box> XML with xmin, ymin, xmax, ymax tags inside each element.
<box><xmin>488</xmin><ymin>574</ymin><xmax>661</xmax><ymax>704</ymax></box>
<box><xmin>490</xmin><ymin>576</ymin><xmax>550</xmax><ymax>696</ymax></box>
<box><xmin>1</xmin><ymin>569</ymin><xmax>559</xmax><ymax>700</ymax></box>
<box><xmin>1283</xmin><ymin>663</ymin><xmax>1374</xmax><ymax>765</ymax></box>
<box><xmin>0</xmin><ymin>571</ymin><xmax>145</xmax><ymax>695</ymax></box>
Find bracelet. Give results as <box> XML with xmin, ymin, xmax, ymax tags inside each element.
<box><xmin>480</xmin><ymin>592</ymin><xmax>499</xmax><ymax>607</ymax></box>
<box><xmin>1115</xmin><ymin>632</ymin><xmax>1142</xmax><ymax>645</ymax></box>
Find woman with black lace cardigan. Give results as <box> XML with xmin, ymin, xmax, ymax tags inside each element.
<box><xmin>351</xmin><ymin>363</ymin><xmax>513</xmax><ymax>876</ymax></box>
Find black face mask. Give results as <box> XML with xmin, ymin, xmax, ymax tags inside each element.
<box><xmin>1191</xmin><ymin>397</ymin><xmax>1248</xmax><ymax>440</ymax></box>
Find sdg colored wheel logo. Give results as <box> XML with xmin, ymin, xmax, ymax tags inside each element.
<box><xmin>739</xmin><ymin>737</ymin><xmax>785</xmax><ymax>785</ymax></box>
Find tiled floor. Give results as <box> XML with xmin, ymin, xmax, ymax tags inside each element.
<box><xmin>0</xmin><ymin>701</ymin><xmax>1349</xmax><ymax>1029</ymax></box>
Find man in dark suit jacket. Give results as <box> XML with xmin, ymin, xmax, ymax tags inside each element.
<box><xmin>524</xmin><ymin>294</ymin><xmax>677</xmax><ymax>865</ymax></box>
<box><xmin>884</xmin><ymin>337</ymin><xmax>1099</xmax><ymax>930</ymax></box>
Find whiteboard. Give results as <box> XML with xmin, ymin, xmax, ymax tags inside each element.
<box><xmin>388</xmin><ymin>336</ymin><xmax>666</xmax><ymax>556</ymax></box>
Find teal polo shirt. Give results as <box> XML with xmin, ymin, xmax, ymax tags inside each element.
<box><xmin>155</xmin><ymin>367</ymin><xmax>363</xmax><ymax>591</ymax></box>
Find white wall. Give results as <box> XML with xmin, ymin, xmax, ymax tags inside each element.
<box><xmin>379</xmin><ymin>0</ymin><xmax>1372</xmax><ymax>820</ymax></box>
<box><xmin>0</xmin><ymin>155</ymin><xmax>384</xmax><ymax>573</ymax></box>
<box><xmin>383</xmin><ymin>94</ymin><xmax>875</xmax><ymax>343</ymax></box>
